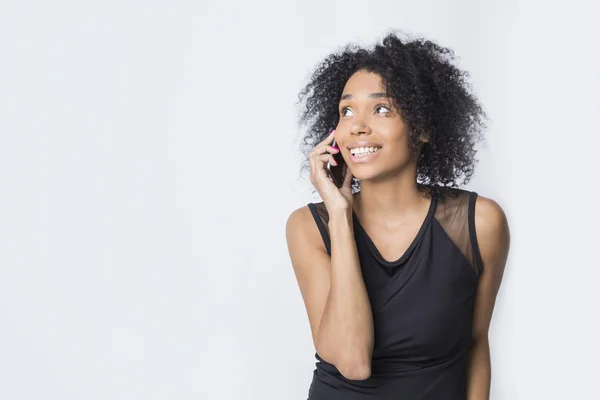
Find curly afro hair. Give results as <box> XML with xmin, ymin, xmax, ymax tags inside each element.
<box><xmin>296</xmin><ymin>31</ymin><xmax>487</xmax><ymax>201</ymax></box>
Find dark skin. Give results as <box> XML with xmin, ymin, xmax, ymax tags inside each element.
<box><xmin>288</xmin><ymin>69</ymin><xmax>510</xmax><ymax>398</ymax></box>
<box><xmin>335</xmin><ymin>70</ymin><xmax>434</xmax><ymax>262</ymax></box>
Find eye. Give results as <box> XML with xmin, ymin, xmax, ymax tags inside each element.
<box><xmin>340</xmin><ymin>107</ymin><xmax>354</xmax><ymax>117</ymax></box>
<box><xmin>375</xmin><ymin>105</ymin><xmax>391</xmax><ymax>114</ymax></box>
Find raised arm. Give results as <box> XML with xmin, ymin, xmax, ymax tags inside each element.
<box><xmin>286</xmin><ymin>205</ymin><xmax>374</xmax><ymax>380</ymax></box>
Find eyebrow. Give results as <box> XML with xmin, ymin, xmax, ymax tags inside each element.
<box><xmin>340</xmin><ymin>92</ymin><xmax>387</xmax><ymax>101</ymax></box>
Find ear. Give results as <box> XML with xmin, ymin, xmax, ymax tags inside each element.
<box><xmin>419</xmin><ymin>135</ymin><xmax>429</xmax><ymax>143</ymax></box>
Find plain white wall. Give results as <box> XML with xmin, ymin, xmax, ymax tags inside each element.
<box><xmin>1</xmin><ymin>1</ymin><xmax>598</xmax><ymax>399</ymax></box>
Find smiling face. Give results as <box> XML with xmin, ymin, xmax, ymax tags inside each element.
<box><xmin>335</xmin><ymin>69</ymin><xmax>417</xmax><ymax>183</ymax></box>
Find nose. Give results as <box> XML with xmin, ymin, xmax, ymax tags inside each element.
<box><xmin>350</xmin><ymin>118</ymin><xmax>372</xmax><ymax>136</ymax></box>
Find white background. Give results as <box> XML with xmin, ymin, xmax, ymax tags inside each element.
<box><xmin>1</xmin><ymin>1</ymin><xmax>599</xmax><ymax>399</ymax></box>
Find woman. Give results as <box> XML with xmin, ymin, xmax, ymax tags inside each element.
<box><xmin>286</xmin><ymin>31</ymin><xmax>510</xmax><ymax>400</ymax></box>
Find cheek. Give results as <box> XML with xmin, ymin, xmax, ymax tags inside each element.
<box><xmin>379</xmin><ymin>122</ymin><xmax>410</xmax><ymax>147</ymax></box>
<box><xmin>335</xmin><ymin>118</ymin><xmax>349</xmax><ymax>130</ymax></box>
<box><xmin>383</xmin><ymin>135</ymin><xmax>415</xmax><ymax>165</ymax></box>
<box><xmin>333</xmin><ymin>120</ymin><xmax>352</xmax><ymax>140</ymax></box>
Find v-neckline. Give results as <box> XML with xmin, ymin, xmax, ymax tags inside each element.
<box><xmin>351</xmin><ymin>196</ymin><xmax>437</xmax><ymax>267</ymax></box>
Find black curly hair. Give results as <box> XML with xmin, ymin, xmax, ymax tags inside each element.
<box><xmin>296</xmin><ymin>30</ymin><xmax>487</xmax><ymax>201</ymax></box>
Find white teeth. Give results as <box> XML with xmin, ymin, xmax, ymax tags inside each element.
<box><xmin>351</xmin><ymin>146</ymin><xmax>380</xmax><ymax>156</ymax></box>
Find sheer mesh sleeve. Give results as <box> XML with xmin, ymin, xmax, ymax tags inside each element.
<box><xmin>309</xmin><ymin>189</ymin><xmax>484</xmax><ymax>276</ymax></box>
<box><xmin>433</xmin><ymin>189</ymin><xmax>485</xmax><ymax>276</ymax></box>
<box><xmin>307</xmin><ymin>202</ymin><xmax>331</xmax><ymax>256</ymax></box>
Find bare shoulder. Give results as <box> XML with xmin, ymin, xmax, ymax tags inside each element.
<box><xmin>285</xmin><ymin>204</ymin><xmax>326</xmax><ymax>255</ymax></box>
<box><xmin>286</xmin><ymin>205</ymin><xmax>312</xmax><ymax>231</ymax></box>
<box><xmin>286</xmin><ymin>205</ymin><xmax>315</xmax><ymax>243</ymax></box>
<box><xmin>473</xmin><ymin>194</ymin><xmax>511</xmax><ymax>272</ymax></box>
<box><xmin>474</xmin><ymin>195</ymin><xmax>509</xmax><ymax>241</ymax></box>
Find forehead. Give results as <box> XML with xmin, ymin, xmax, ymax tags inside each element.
<box><xmin>341</xmin><ymin>70</ymin><xmax>385</xmax><ymax>95</ymax></box>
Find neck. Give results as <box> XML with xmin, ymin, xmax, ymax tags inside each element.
<box><xmin>353</xmin><ymin>167</ymin><xmax>429</xmax><ymax>221</ymax></box>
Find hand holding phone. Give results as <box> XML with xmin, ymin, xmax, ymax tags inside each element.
<box><xmin>309</xmin><ymin>130</ymin><xmax>354</xmax><ymax>212</ymax></box>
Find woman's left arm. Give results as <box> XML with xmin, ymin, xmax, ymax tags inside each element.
<box><xmin>466</xmin><ymin>195</ymin><xmax>511</xmax><ymax>400</ymax></box>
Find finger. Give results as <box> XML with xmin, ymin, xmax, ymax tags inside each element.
<box><xmin>324</xmin><ymin>145</ymin><xmax>340</xmax><ymax>154</ymax></box>
<box><xmin>318</xmin><ymin>154</ymin><xmax>336</xmax><ymax>165</ymax></box>
<box><xmin>310</xmin><ymin>153</ymin><xmax>334</xmax><ymax>179</ymax></box>
<box><xmin>310</xmin><ymin>148</ymin><xmax>339</xmax><ymax>173</ymax></box>
<box><xmin>309</xmin><ymin>144</ymin><xmax>327</xmax><ymax>166</ymax></box>
<box><xmin>309</xmin><ymin>149</ymin><xmax>324</xmax><ymax>175</ymax></box>
<box><xmin>310</xmin><ymin>144</ymin><xmax>339</xmax><ymax>157</ymax></box>
<box><xmin>313</xmin><ymin>146</ymin><xmax>340</xmax><ymax>161</ymax></box>
<box><xmin>318</xmin><ymin>129</ymin><xmax>336</xmax><ymax>146</ymax></box>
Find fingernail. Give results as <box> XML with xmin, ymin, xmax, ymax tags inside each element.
<box><xmin>329</xmin><ymin>130</ymin><xmax>335</xmax><ymax>136</ymax></box>
<box><xmin>332</xmin><ymin>146</ymin><xmax>339</xmax><ymax>150</ymax></box>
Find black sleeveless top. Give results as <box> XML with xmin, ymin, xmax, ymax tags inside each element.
<box><xmin>305</xmin><ymin>188</ymin><xmax>484</xmax><ymax>400</ymax></box>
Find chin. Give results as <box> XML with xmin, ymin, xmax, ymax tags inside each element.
<box><xmin>349</xmin><ymin>169</ymin><xmax>378</xmax><ymax>181</ymax></box>
<box><xmin>352</xmin><ymin>165</ymin><xmax>401</xmax><ymax>184</ymax></box>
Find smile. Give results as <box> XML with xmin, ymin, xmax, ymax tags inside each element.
<box><xmin>349</xmin><ymin>147</ymin><xmax>382</xmax><ymax>163</ymax></box>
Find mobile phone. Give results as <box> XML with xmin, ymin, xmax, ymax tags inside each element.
<box><xmin>326</xmin><ymin>137</ymin><xmax>346</xmax><ymax>188</ymax></box>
